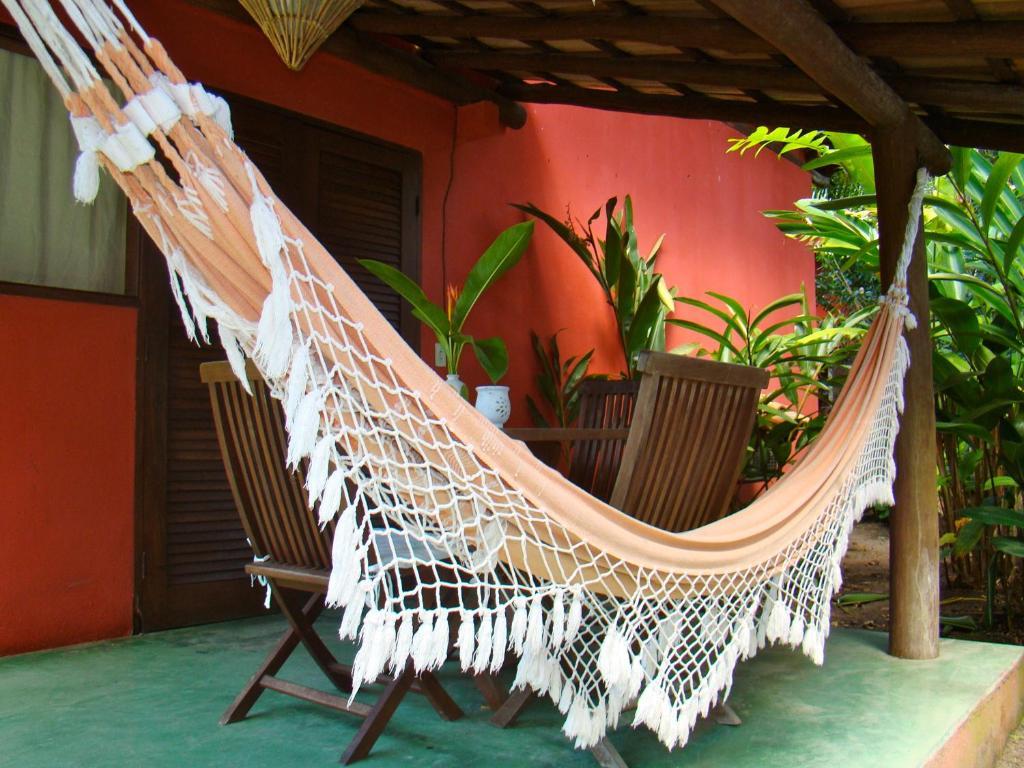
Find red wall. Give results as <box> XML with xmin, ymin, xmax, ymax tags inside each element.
<box><xmin>0</xmin><ymin>295</ymin><xmax>136</xmax><ymax>655</ymax></box>
<box><xmin>0</xmin><ymin>0</ymin><xmax>810</xmax><ymax>653</ymax></box>
<box><xmin>445</xmin><ymin>105</ymin><xmax>811</xmax><ymax>418</ymax></box>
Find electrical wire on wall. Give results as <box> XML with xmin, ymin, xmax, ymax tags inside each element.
<box><xmin>440</xmin><ymin>104</ymin><xmax>459</xmax><ymax>298</ymax></box>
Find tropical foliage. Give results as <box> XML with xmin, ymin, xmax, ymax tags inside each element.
<box><xmin>525</xmin><ymin>330</ymin><xmax>600</xmax><ymax>429</ymax></box>
<box><xmin>514</xmin><ymin>196</ymin><xmax>675</xmax><ymax>379</ymax></box>
<box><xmin>360</xmin><ymin>221</ymin><xmax>534</xmax><ymax>384</ymax></box>
<box><xmin>670</xmin><ymin>287</ymin><xmax>870</xmax><ymax>485</ymax></box>
<box><xmin>735</xmin><ymin>127</ymin><xmax>1024</xmax><ymax>626</ymax></box>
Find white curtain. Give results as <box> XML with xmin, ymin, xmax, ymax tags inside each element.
<box><xmin>0</xmin><ymin>46</ymin><xmax>126</xmax><ymax>294</ymax></box>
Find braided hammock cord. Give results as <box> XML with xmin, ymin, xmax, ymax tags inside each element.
<box><xmin>5</xmin><ymin>0</ymin><xmax>931</xmax><ymax>750</ymax></box>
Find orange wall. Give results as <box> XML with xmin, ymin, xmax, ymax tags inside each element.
<box><xmin>0</xmin><ymin>295</ymin><xmax>136</xmax><ymax>655</ymax></box>
<box><xmin>0</xmin><ymin>1</ymin><xmax>810</xmax><ymax>653</ymax></box>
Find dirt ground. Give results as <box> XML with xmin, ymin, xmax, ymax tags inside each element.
<box><xmin>838</xmin><ymin>522</ymin><xmax>1024</xmax><ymax>767</ymax></box>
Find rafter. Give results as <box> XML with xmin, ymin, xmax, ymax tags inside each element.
<box><xmin>707</xmin><ymin>0</ymin><xmax>949</xmax><ymax>172</ymax></box>
<box><xmin>501</xmin><ymin>82</ymin><xmax>865</xmax><ymax>132</ymax></box>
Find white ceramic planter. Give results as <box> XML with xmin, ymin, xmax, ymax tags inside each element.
<box><xmin>475</xmin><ymin>385</ymin><xmax>511</xmax><ymax>427</ymax></box>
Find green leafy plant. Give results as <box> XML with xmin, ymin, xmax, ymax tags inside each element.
<box><xmin>359</xmin><ymin>221</ymin><xmax>534</xmax><ymax>384</ymax></box>
<box><xmin>954</xmin><ymin>506</ymin><xmax>1024</xmax><ymax>627</ymax></box>
<box><xmin>513</xmin><ymin>196</ymin><xmax>674</xmax><ymax>378</ymax></box>
<box><xmin>525</xmin><ymin>330</ymin><xmax>599</xmax><ymax>429</ymax></box>
<box><xmin>734</xmin><ymin>126</ymin><xmax>1024</xmax><ymax>627</ymax></box>
<box><xmin>668</xmin><ymin>286</ymin><xmax>869</xmax><ymax>486</ymax></box>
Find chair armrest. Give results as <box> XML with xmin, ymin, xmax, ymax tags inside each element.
<box><xmin>503</xmin><ymin>427</ymin><xmax>631</xmax><ymax>443</ymax></box>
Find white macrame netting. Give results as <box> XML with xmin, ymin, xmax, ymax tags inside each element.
<box><xmin>5</xmin><ymin>0</ymin><xmax>930</xmax><ymax>751</ymax></box>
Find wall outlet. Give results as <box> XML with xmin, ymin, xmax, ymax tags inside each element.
<box><xmin>434</xmin><ymin>342</ymin><xmax>446</xmax><ymax>368</ymax></box>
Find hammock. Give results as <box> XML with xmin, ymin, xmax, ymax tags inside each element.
<box><xmin>6</xmin><ymin>0</ymin><xmax>929</xmax><ymax>751</ymax></box>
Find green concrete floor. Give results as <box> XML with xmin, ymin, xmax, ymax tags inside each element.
<box><xmin>0</xmin><ymin>614</ymin><xmax>1020</xmax><ymax>768</ymax></box>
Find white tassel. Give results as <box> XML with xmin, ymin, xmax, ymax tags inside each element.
<box><xmin>634</xmin><ymin>682</ymin><xmax>669</xmax><ymax>730</ymax></box>
<box><xmin>326</xmin><ymin>507</ymin><xmax>359</xmax><ymax>605</ymax></box>
<box><xmin>305</xmin><ymin>435</ymin><xmax>334</xmax><ymax>507</ymax></box>
<box><xmin>490</xmin><ymin>609</ymin><xmax>508</xmax><ymax>672</ymax></box>
<box><xmin>511</xmin><ymin>602</ymin><xmax>528</xmax><ymax>655</ymax></box>
<box><xmin>430</xmin><ymin>613</ymin><xmax>450</xmax><ymax>669</ymax></box>
<box><xmin>255</xmin><ymin>282</ymin><xmax>294</xmax><ymax>378</ymax></box>
<box><xmin>598</xmin><ymin>627</ymin><xmax>632</xmax><ymax>690</ymax></box>
<box><xmin>526</xmin><ymin>596</ymin><xmax>545</xmax><ymax>653</ymax></box>
<box><xmin>392</xmin><ymin>615</ymin><xmax>414</xmax><ymax>673</ymax></box>
<box><xmin>550</xmin><ymin>592</ymin><xmax>566</xmax><ymax>649</ymax></box>
<box><xmin>368</xmin><ymin>614</ymin><xmax>397</xmax><ymax>682</ymax></box>
<box><xmin>218</xmin><ymin>325</ymin><xmax>251</xmax><ymax>395</ymax></box>
<box><xmin>284</xmin><ymin>344</ymin><xmax>310</xmax><ymax>427</ymax></box>
<box><xmin>411</xmin><ymin>614</ymin><xmax>435</xmax><ymax>672</ymax></box>
<box><xmin>287</xmin><ymin>389</ymin><xmax>323</xmax><ymax>467</ymax></box>
<box><xmin>565</xmin><ymin>592</ymin><xmax>584</xmax><ymax>643</ymax></box>
<box><xmin>766</xmin><ymin>598</ymin><xmax>791</xmax><ymax>644</ymax></box>
<box><xmin>457</xmin><ymin>611</ymin><xmax>475</xmax><ymax>670</ymax></box>
<box><xmin>318</xmin><ymin>468</ymin><xmax>345</xmax><ymax>526</ymax></box>
<box><xmin>351</xmin><ymin>609</ymin><xmax>385</xmax><ymax>690</ymax></box>
<box><xmin>627</xmin><ymin>657</ymin><xmax>645</xmax><ymax>701</ymax></box>
<box><xmin>738</xmin><ymin>617</ymin><xmax>758</xmax><ymax>660</ymax></box>
<box><xmin>802</xmin><ymin>623</ymin><xmax>824</xmax><ymax>666</ymax></box>
<box><xmin>247</xmin><ymin>167</ymin><xmax>294</xmax><ymax>378</ymax></box>
<box><xmin>69</xmin><ymin>116</ymin><xmax>105</xmax><ymax>204</ymax></box>
<box><xmin>787</xmin><ymin>614</ymin><xmax>806</xmax><ymax>648</ymax></box>
<box><xmin>73</xmin><ymin>150</ymin><xmax>100</xmax><ymax>203</ymax></box>
<box><xmin>472</xmin><ymin>612</ymin><xmax>493</xmax><ymax>673</ymax></box>
<box><xmin>557</xmin><ymin>681</ymin><xmax>575</xmax><ymax>714</ymax></box>
<box><xmin>338</xmin><ymin>583</ymin><xmax>367</xmax><ymax>640</ymax></box>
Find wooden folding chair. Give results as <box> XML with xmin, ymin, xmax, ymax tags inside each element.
<box><xmin>500</xmin><ymin>352</ymin><xmax>768</xmax><ymax>765</ymax></box>
<box><xmin>566</xmin><ymin>379</ymin><xmax>641</xmax><ymax>503</ymax></box>
<box><xmin>201</xmin><ymin>360</ymin><xmax>470</xmax><ymax>764</ymax></box>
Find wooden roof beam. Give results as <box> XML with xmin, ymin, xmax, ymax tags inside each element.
<box><xmin>502</xmin><ymin>82</ymin><xmax>866</xmax><ymax>133</ymax></box>
<box><xmin>433</xmin><ymin>50</ymin><xmax>1024</xmax><ymax>115</ymax></box>
<box><xmin>708</xmin><ymin>0</ymin><xmax>950</xmax><ymax>174</ymax></box>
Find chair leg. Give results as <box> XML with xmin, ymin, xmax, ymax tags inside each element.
<box><xmin>589</xmin><ymin>738</ymin><xmax>629</xmax><ymax>768</ymax></box>
<box><xmin>339</xmin><ymin>663</ymin><xmax>416</xmax><ymax>765</ymax></box>
<box><xmin>220</xmin><ymin>592</ymin><xmax>324</xmax><ymax>725</ymax></box>
<box><xmin>472</xmin><ymin>673</ymin><xmax>508</xmax><ymax>711</ymax></box>
<box><xmin>416</xmin><ymin>671</ymin><xmax>464</xmax><ymax>721</ymax></box>
<box><xmin>489</xmin><ymin>687</ymin><xmax>534</xmax><ymax>728</ymax></box>
<box><xmin>273</xmin><ymin>584</ymin><xmax>353</xmax><ymax>692</ymax></box>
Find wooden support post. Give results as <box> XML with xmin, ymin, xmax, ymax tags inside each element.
<box><xmin>874</xmin><ymin>121</ymin><xmax>940</xmax><ymax>660</ymax></box>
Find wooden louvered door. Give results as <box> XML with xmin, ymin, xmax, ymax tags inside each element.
<box><xmin>136</xmin><ymin>96</ymin><xmax>421</xmax><ymax>630</ymax></box>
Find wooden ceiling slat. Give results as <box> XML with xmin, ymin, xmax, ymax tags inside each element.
<box><xmin>432</xmin><ymin>49</ymin><xmax>1024</xmax><ymax>114</ymax></box>
<box><xmin>351</xmin><ymin>13</ymin><xmax>773</xmax><ymax>50</ymax></box>
<box><xmin>352</xmin><ymin>12</ymin><xmax>1024</xmax><ymax>59</ymax></box>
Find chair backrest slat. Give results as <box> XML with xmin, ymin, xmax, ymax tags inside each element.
<box><xmin>610</xmin><ymin>352</ymin><xmax>768</xmax><ymax>532</ymax></box>
<box><xmin>201</xmin><ymin>361</ymin><xmax>332</xmax><ymax>569</ymax></box>
<box><xmin>567</xmin><ymin>379</ymin><xmax>641</xmax><ymax>502</ymax></box>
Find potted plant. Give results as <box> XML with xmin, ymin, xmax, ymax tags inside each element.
<box><xmin>513</xmin><ymin>196</ymin><xmax>675</xmax><ymax>379</ymax></box>
<box><xmin>359</xmin><ymin>220</ymin><xmax>533</xmax><ymax>425</ymax></box>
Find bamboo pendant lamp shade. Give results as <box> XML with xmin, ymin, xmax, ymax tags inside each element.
<box><xmin>239</xmin><ymin>0</ymin><xmax>365</xmax><ymax>71</ymax></box>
